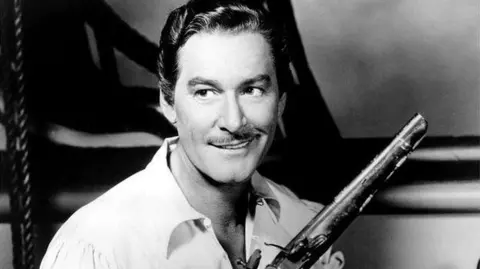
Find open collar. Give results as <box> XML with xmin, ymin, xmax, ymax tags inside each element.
<box><xmin>147</xmin><ymin>137</ymin><xmax>286</xmax><ymax>258</ymax></box>
<box><xmin>143</xmin><ymin>137</ymin><xmax>204</xmax><ymax>258</ymax></box>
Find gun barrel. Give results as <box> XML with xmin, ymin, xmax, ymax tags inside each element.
<box><xmin>266</xmin><ymin>113</ymin><xmax>428</xmax><ymax>269</ymax></box>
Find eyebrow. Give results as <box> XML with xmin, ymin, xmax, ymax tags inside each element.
<box><xmin>187</xmin><ymin>74</ymin><xmax>272</xmax><ymax>89</ymax></box>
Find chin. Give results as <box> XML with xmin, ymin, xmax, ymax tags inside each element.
<box><xmin>203</xmin><ymin>160</ymin><xmax>258</xmax><ymax>185</ymax></box>
<box><xmin>212</xmin><ymin>168</ymin><xmax>255</xmax><ymax>185</ymax></box>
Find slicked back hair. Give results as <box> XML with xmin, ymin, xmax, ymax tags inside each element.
<box><xmin>157</xmin><ymin>0</ymin><xmax>291</xmax><ymax>105</ymax></box>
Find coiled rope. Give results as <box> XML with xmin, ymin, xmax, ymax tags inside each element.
<box><xmin>3</xmin><ymin>0</ymin><xmax>36</xmax><ymax>267</ymax></box>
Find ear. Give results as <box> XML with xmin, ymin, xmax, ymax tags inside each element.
<box><xmin>277</xmin><ymin>92</ymin><xmax>287</xmax><ymax>120</ymax></box>
<box><xmin>160</xmin><ymin>91</ymin><xmax>177</xmax><ymax>125</ymax></box>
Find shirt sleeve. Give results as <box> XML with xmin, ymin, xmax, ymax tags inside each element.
<box><xmin>40</xmin><ymin>238</ymin><xmax>119</xmax><ymax>269</ymax></box>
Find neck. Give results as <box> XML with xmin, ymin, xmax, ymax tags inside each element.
<box><xmin>169</xmin><ymin>145</ymin><xmax>250</xmax><ymax>226</ymax></box>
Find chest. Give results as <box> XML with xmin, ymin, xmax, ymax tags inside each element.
<box><xmin>214</xmin><ymin>225</ymin><xmax>246</xmax><ymax>269</ymax></box>
<box><xmin>163</xmin><ymin>204</ymin><xmax>295</xmax><ymax>269</ymax></box>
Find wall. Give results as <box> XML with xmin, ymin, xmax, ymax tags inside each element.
<box><xmin>106</xmin><ymin>0</ymin><xmax>480</xmax><ymax>138</ymax></box>
<box><xmin>1</xmin><ymin>0</ymin><xmax>478</xmax><ymax>142</ymax></box>
<box><xmin>335</xmin><ymin>214</ymin><xmax>480</xmax><ymax>269</ymax></box>
<box><xmin>294</xmin><ymin>0</ymin><xmax>480</xmax><ymax>138</ymax></box>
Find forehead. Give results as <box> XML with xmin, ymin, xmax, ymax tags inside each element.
<box><xmin>177</xmin><ymin>31</ymin><xmax>275</xmax><ymax>85</ymax></box>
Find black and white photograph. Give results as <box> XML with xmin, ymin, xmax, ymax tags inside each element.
<box><xmin>0</xmin><ymin>0</ymin><xmax>479</xmax><ymax>268</ymax></box>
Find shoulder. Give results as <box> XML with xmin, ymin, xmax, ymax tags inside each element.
<box><xmin>40</xmin><ymin>202</ymin><xmax>123</xmax><ymax>269</ymax></box>
<box><xmin>263</xmin><ymin>176</ymin><xmax>325</xmax><ymax>214</ymax></box>
<box><xmin>40</xmin><ymin>235</ymin><xmax>119</xmax><ymax>269</ymax></box>
<box><xmin>259</xmin><ymin>175</ymin><xmax>324</xmax><ymax>231</ymax></box>
<box><xmin>44</xmin><ymin>169</ymin><xmax>152</xmax><ymax>262</ymax></box>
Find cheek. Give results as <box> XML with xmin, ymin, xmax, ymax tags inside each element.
<box><xmin>244</xmin><ymin>100</ymin><xmax>278</xmax><ymax>128</ymax></box>
<box><xmin>174</xmin><ymin>102</ymin><xmax>215</xmax><ymax>138</ymax></box>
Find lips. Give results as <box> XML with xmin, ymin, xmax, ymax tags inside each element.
<box><xmin>210</xmin><ymin>138</ymin><xmax>253</xmax><ymax>150</ymax></box>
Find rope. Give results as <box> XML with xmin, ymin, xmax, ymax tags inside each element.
<box><xmin>4</xmin><ymin>0</ymin><xmax>36</xmax><ymax>268</ymax></box>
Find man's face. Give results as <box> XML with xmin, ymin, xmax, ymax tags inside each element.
<box><xmin>164</xmin><ymin>31</ymin><xmax>286</xmax><ymax>184</ymax></box>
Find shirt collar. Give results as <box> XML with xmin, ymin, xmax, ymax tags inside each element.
<box><xmin>145</xmin><ymin>137</ymin><xmax>284</xmax><ymax>258</ymax></box>
<box><xmin>250</xmin><ymin>171</ymin><xmax>282</xmax><ymax>221</ymax></box>
<box><xmin>144</xmin><ymin>137</ymin><xmax>204</xmax><ymax>258</ymax></box>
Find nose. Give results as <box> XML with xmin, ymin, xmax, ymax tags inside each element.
<box><xmin>218</xmin><ymin>95</ymin><xmax>246</xmax><ymax>133</ymax></box>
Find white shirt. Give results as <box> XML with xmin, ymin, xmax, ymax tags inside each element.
<box><xmin>40</xmin><ymin>137</ymin><xmax>344</xmax><ymax>269</ymax></box>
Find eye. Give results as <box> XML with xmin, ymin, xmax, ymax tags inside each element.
<box><xmin>194</xmin><ymin>89</ymin><xmax>216</xmax><ymax>99</ymax></box>
<box><xmin>243</xmin><ymin>87</ymin><xmax>265</xmax><ymax>97</ymax></box>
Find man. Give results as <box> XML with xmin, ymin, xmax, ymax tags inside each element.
<box><xmin>40</xmin><ymin>0</ymin><xmax>345</xmax><ymax>268</ymax></box>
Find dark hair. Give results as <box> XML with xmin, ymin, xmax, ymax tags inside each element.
<box><xmin>157</xmin><ymin>0</ymin><xmax>291</xmax><ymax>105</ymax></box>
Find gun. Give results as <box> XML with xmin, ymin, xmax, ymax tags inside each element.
<box><xmin>249</xmin><ymin>113</ymin><xmax>427</xmax><ymax>269</ymax></box>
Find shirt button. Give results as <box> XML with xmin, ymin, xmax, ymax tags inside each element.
<box><xmin>256</xmin><ymin>198</ymin><xmax>264</xmax><ymax>206</ymax></box>
<box><xmin>203</xmin><ymin>218</ymin><xmax>212</xmax><ymax>229</ymax></box>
